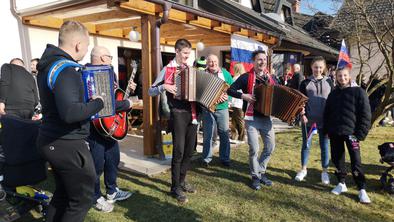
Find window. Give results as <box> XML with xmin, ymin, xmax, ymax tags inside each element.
<box><xmin>169</xmin><ymin>0</ymin><xmax>194</xmax><ymax>7</ymax></box>
<box><xmin>281</xmin><ymin>5</ymin><xmax>293</xmax><ymax>25</ymax></box>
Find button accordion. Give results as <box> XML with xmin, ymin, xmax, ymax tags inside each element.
<box><xmin>174</xmin><ymin>67</ymin><xmax>229</xmax><ymax>112</ymax></box>
<box><xmin>254</xmin><ymin>84</ymin><xmax>308</xmax><ymax>123</ymax></box>
<box><xmin>82</xmin><ymin>65</ymin><xmax>116</xmax><ymax>119</ymax></box>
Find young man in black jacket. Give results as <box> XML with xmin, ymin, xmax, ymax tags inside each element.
<box><xmin>36</xmin><ymin>21</ymin><xmax>104</xmax><ymax>222</ymax></box>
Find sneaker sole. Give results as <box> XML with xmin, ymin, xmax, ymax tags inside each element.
<box><xmin>107</xmin><ymin>193</ymin><xmax>132</xmax><ymax>203</ymax></box>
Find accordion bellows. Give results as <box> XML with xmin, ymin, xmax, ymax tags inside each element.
<box><xmin>82</xmin><ymin>65</ymin><xmax>116</xmax><ymax>119</ymax></box>
<box><xmin>175</xmin><ymin>67</ymin><xmax>229</xmax><ymax>112</ymax></box>
<box><xmin>254</xmin><ymin>84</ymin><xmax>308</xmax><ymax>123</ymax></box>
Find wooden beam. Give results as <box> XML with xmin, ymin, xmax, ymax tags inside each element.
<box><xmin>141</xmin><ymin>14</ymin><xmax>156</xmax><ymax>156</ymax></box>
<box><xmin>23</xmin><ymin>16</ymin><xmax>64</xmax><ymax>29</ymax></box>
<box><xmin>167</xmin><ymin>9</ymin><xmax>197</xmax><ymax>23</ymax></box>
<box><xmin>95</xmin><ymin>19</ymin><xmax>140</xmax><ymax>31</ymax></box>
<box><xmin>164</xmin><ymin>34</ymin><xmax>228</xmax><ymax>42</ymax></box>
<box><xmin>189</xmin><ymin>16</ymin><xmax>221</xmax><ymax>29</ymax></box>
<box><xmin>65</xmin><ymin>10</ymin><xmax>132</xmax><ymax>23</ymax></box>
<box><xmin>120</xmin><ymin>0</ymin><xmax>160</xmax><ymax>15</ymax></box>
<box><xmin>214</xmin><ymin>23</ymin><xmax>241</xmax><ymax>34</ymax></box>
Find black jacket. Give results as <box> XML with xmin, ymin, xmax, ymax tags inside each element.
<box><xmin>323</xmin><ymin>86</ymin><xmax>371</xmax><ymax>141</ymax></box>
<box><xmin>287</xmin><ymin>72</ymin><xmax>304</xmax><ymax>91</ymax></box>
<box><xmin>0</xmin><ymin>64</ymin><xmax>39</xmax><ymax>111</ymax></box>
<box><xmin>37</xmin><ymin>44</ymin><xmax>104</xmax><ymax>140</ymax></box>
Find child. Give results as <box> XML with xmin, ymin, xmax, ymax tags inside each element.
<box><xmin>323</xmin><ymin>67</ymin><xmax>372</xmax><ymax>203</ymax></box>
<box><xmin>296</xmin><ymin>56</ymin><xmax>334</xmax><ymax>184</ymax></box>
<box><xmin>148</xmin><ymin>39</ymin><xmax>198</xmax><ymax>204</ymax></box>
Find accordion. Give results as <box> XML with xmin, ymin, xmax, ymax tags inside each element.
<box><xmin>254</xmin><ymin>84</ymin><xmax>308</xmax><ymax>123</ymax></box>
<box><xmin>82</xmin><ymin>65</ymin><xmax>116</xmax><ymax>119</ymax></box>
<box><xmin>174</xmin><ymin>67</ymin><xmax>229</xmax><ymax>112</ymax></box>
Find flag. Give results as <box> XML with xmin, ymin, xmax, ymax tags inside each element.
<box><xmin>307</xmin><ymin>123</ymin><xmax>318</xmax><ymax>142</ymax></box>
<box><xmin>230</xmin><ymin>35</ymin><xmax>268</xmax><ymax>75</ymax></box>
<box><xmin>337</xmin><ymin>39</ymin><xmax>352</xmax><ymax>69</ymax></box>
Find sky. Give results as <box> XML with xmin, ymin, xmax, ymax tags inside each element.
<box><xmin>300</xmin><ymin>0</ymin><xmax>343</xmax><ymax>15</ymax></box>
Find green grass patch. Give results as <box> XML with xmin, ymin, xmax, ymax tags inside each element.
<box><xmin>20</xmin><ymin>127</ymin><xmax>394</xmax><ymax>222</ymax></box>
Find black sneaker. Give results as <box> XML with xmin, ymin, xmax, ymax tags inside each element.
<box><xmin>260</xmin><ymin>174</ymin><xmax>273</xmax><ymax>186</ymax></box>
<box><xmin>251</xmin><ymin>177</ymin><xmax>261</xmax><ymax>190</ymax></box>
<box><xmin>201</xmin><ymin>161</ymin><xmax>209</xmax><ymax>168</ymax></box>
<box><xmin>180</xmin><ymin>182</ymin><xmax>197</xmax><ymax>194</ymax></box>
<box><xmin>171</xmin><ymin>188</ymin><xmax>188</xmax><ymax>204</ymax></box>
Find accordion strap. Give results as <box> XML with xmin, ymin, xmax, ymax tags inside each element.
<box><xmin>47</xmin><ymin>59</ymin><xmax>82</xmax><ymax>91</ymax></box>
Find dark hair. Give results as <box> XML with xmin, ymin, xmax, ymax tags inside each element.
<box><xmin>311</xmin><ymin>56</ymin><xmax>326</xmax><ymax>66</ymax></box>
<box><xmin>9</xmin><ymin>58</ymin><xmax>24</xmax><ymax>65</ymax></box>
<box><xmin>31</xmin><ymin>58</ymin><xmax>39</xmax><ymax>63</ymax></box>
<box><xmin>251</xmin><ymin>50</ymin><xmax>266</xmax><ymax>61</ymax></box>
<box><xmin>175</xmin><ymin>39</ymin><xmax>191</xmax><ymax>51</ymax></box>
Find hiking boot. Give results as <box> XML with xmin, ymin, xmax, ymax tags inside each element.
<box><xmin>180</xmin><ymin>182</ymin><xmax>197</xmax><ymax>194</ymax></box>
<box><xmin>260</xmin><ymin>174</ymin><xmax>273</xmax><ymax>186</ymax></box>
<box><xmin>358</xmin><ymin>189</ymin><xmax>371</xmax><ymax>204</ymax></box>
<box><xmin>171</xmin><ymin>188</ymin><xmax>188</xmax><ymax>204</ymax></box>
<box><xmin>251</xmin><ymin>177</ymin><xmax>261</xmax><ymax>190</ymax></box>
<box><xmin>331</xmin><ymin>182</ymin><xmax>348</xmax><ymax>195</ymax></box>
<box><xmin>295</xmin><ymin>170</ymin><xmax>307</xmax><ymax>181</ymax></box>
<box><xmin>321</xmin><ymin>171</ymin><xmax>330</xmax><ymax>185</ymax></box>
<box><xmin>106</xmin><ymin>188</ymin><xmax>132</xmax><ymax>204</ymax></box>
<box><xmin>95</xmin><ymin>196</ymin><xmax>114</xmax><ymax>213</ymax></box>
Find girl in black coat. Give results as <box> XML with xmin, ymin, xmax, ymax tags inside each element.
<box><xmin>323</xmin><ymin>67</ymin><xmax>372</xmax><ymax>204</ymax></box>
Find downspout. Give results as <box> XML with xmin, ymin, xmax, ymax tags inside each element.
<box><xmin>154</xmin><ymin>2</ymin><xmax>171</xmax><ymax>74</ymax></box>
<box><xmin>10</xmin><ymin>0</ymin><xmax>31</xmax><ymax>70</ymax></box>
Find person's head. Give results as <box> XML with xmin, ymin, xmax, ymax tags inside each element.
<box><xmin>251</xmin><ymin>50</ymin><xmax>267</xmax><ymax>74</ymax></box>
<box><xmin>207</xmin><ymin>54</ymin><xmax>220</xmax><ymax>73</ymax></box>
<box><xmin>233</xmin><ymin>63</ymin><xmax>246</xmax><ymax>77</ymax></box>
<box><xmin>10</xmin><ymin>58</ymin><xmax>24</xmax><ymax>67</ymax></box>
<box><xmin>294</xmin><ymin>64</ymin><xmax>301</xmax><ymax>73</ymax></box>
<box><xmin>91</xmin><ymin>46</ymin><xmax>112</xmax><ymax>65</ymax></box>
<box><xmin>311</xmin><ymin>56</ymin><xmax>326</xmax><ymax>78</ymax></box>
<box><xmin>30</xmin><ymin>58</ymin><xmax>39</xmax><ymax>74</ymax></box>
<box><xmin>335</xmin><ymin>67</ymin><xmax>351</xmax><ymax>88</ymax></box>
<box><xmin>58</xmin><ymin>21</ymin><xmax>90</xmax><ymax>61</ymax></box>
<box><xmin>174</xmin><ymin>39</ymin><xmax>191</xmax><ymax>65</ymax></box>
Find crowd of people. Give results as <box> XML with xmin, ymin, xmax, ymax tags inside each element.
<box><xmin>0</xmin><ymin>20</ymin><xmax>390</xmax><ymax>221</ymax></box>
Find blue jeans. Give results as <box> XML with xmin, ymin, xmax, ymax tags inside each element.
<box><xmin>301</xmin><ymin>125</ymin><xmax>329</xmax><ymax>169</ymax></box>
<box><xmin>87</xmin><ymin>130</ymin><xmax>119</xmax><ymax>201</ymax></box>
<box><xmin>245</xmin><ymin>116</ymin><xmax>275</xmax><ymax>179</ymax></box>
<box><xmin>202</xmin><ymin>108</ymin><xmax>231</xmax><ymax>163</ymax></box>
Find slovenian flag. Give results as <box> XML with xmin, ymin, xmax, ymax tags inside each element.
<box><xmin>337</xmin><ymin>39</ymin><xmax>352</xmax><ymax>69</ymax></box>
<box><xmin>230</xmin><ymin>35</ymin><xmax>268</xmax><ymax>75</ymax></box>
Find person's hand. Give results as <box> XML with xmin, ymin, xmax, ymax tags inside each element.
<box><xmin>0</xmin><ymin>103</ymin><xmax>6</xmax><ymax>115</ymax></box>
<box><xmin>241</xmin><ymin>94</ymin><xmax>255</xmax><ymax>103</ymax></box>
<box><xmin>32</xmin><ymin>114</ymin><xmax>42</xmax><ymax>121</ymax></box>
<box><xmin>217</xmin><ymin>93</ymin><xmax>228</xmax><ymax>103</ymax></box>
<box><xmin>128</xmin><ymin>81</ymin><xmax>137</xmax><ymax>92</ymax></box>
<box><xmin>126</xmin><ymin>98</ymin><xmax>134</xmax><ymax>109</ymax></box>
<box><xmin>301</xmin><ymin>115</ymin><xmax>308</xmax><ymax>124</ymax></box>
<box><xmin>164</xmin><ymin>84</ymin><xmax>177</xmax><ymax>95</ymax></box>
<box><xmin>92</xmin><ymin>95</ymin><xmax>104</xmax><ymax>102</ymax></box>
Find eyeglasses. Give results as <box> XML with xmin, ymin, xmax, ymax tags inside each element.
<box><xmin>103</xmin><ymin>55</ymin><xmax>113</xmax><ymax>60</ymax></box>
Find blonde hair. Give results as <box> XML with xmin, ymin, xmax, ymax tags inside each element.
<box><xmin>58</xmin><ymin>21</ymin><xmax>88</xmax><ymax>47</ymax></box>
<box><xmin>233</xmin><ymin>63</ymin><xmax>246</xmax><ymax>77</ymax></box>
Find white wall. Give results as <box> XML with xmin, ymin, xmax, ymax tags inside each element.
<box><xmin>0</xmin><ymin>1</ymin><xmax>23</xmax><ymax>65</ymax></box>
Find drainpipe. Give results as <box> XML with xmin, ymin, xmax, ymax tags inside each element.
<box><xmin>10</xmin><ymin>0</ymin><xmax>31</xmax><ymax>70</ymax></box>
<box><xmin>154</xmin><ymin>2</ymin><xmax>171</xmax><ymax>73</ymax></box>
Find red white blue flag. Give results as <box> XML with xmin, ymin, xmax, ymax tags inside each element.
<box><xmin>230</xmin><ymin>35</ymin><xmax>268</xmax><ymax>75</ymax></box>
<box><xmin>337</xmin><ymin>39</ymin><xmax>352</xmax><ymax>69</ymax></box>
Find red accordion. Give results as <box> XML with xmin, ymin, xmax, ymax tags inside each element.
<box><xmin>174</xmin><ymin>67</ymin><xmax>229</xmax><ymax>112</ymax></box>
<box><xmin>254</xmin><ymin>84</ymin><xmax>308</xmax><ymax>123</ymax></box>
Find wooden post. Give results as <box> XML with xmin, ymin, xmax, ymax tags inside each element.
<box><xmin>141</xmin><ymin>15</ymin><xmax>157</xmax><ymax>156</ymax></box>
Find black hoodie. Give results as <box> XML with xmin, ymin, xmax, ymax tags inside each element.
<box><xmin>36</xmin><ymin>44</ymin><xmax>104</xmax><ymax>140</ymax></box>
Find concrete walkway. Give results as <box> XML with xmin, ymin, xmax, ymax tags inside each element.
<box><xmin>119</xmin><ymin>118</ymin><xmax>294</xmax><ymax>176</ymax></box>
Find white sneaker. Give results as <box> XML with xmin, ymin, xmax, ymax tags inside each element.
<box><xmin>321</xmin><ymin>171</ymin><xmax>330</xmax><ymax>185</ymax></box>
<box><xmin>331</xmin><ymin>183</ymin><xmax>348</xmax><ymax>195</ymax></box>
<box><xmin>295</xmin><ymin>170</ymin><xmax>307</xmax><ymax>181</ymax></box>
<box><xmin>95</xmin><ymin>196</ymin><xmax>114</xmax><ymax>213</ymax></box>
<box><xmin>106</xmin><ymin>188</ymin><xmax>132</xmax><ymax>203</ymax></box>
<box><xmin>358</xmin><ymin>189</ymin><xmax>371</xmax><ymax>204</ymax></box>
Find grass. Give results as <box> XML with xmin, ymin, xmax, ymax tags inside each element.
<box><xmin>20</xmin><ymin>127</ymin><xmax>394</xmax><ymax>222</ymax></box>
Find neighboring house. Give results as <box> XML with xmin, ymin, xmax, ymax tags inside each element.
<box><xmin>198</xmin><ymin>0</ymin><xmax>339</xmax><ymax>76</ymax></box>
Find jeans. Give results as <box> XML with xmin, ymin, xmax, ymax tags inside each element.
<box><xmin>301</xmin><ymin>125</ymin><xmax>329</xmax><ymax>169</ymax></box>
<box><xmin>171</xmin><ymin>110</ymin><xmax>198</xmax><ymax>190</ymax></box>
<box><xmin>245</xmin><ymin>116</ymin><xmax>275</xmax><ymax>179</ymax></box>
<box><xmin>202</xmin><ymin>108</ymin><xmax>231</xmax><ymax>163</ymax></box>
<box><xmin>87</xmin><ymin>130</ymin><xmax>119</xmax><ymax>201</ymax></box>
<box><xmin>37</xmin><ymin>136</ymin><xmax>95</xmax><ymax>222</ymax></box>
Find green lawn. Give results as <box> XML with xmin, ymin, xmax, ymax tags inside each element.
<box><xmin>22</xmin><ymin>127</ymin><xmax>394</xmax><ymax>222</ymax></box>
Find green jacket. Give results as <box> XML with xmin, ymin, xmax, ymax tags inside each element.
<box><xmin>215</xmin><ymin>68</ymin><xmax>233</xmax><ymax>110</ymax></box>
